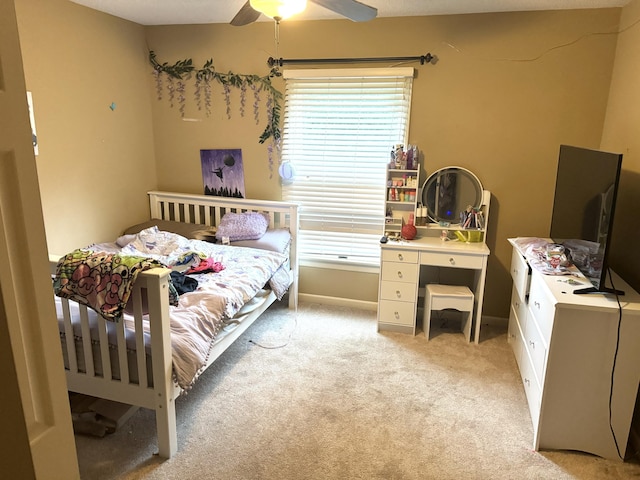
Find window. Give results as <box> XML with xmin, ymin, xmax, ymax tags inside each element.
<box><xmin>281</xmin><ymin>68</ymin><xmax>414</xmax><ymax>269</ymax></box>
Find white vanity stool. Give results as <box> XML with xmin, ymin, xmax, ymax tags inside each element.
<box><xmin>423</xmin><ymin>284</ymin><xmax>474</xmax><ymax>341</ymax></box>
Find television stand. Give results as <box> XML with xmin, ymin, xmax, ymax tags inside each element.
<box><xmin>574</xmin><ymin>268</ymin><xmax>625</xmax><ymax>295</ymax></box>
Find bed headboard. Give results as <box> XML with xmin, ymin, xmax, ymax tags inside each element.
<box><xmin>147</xmin><ymin>191</ymin><xmax>299</xmax><ymax>308</ymax></box>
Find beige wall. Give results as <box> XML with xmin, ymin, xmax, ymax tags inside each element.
<box><xmin>145</xmin><ymin>9</ymin><xmax>621</xmax><ymax>315</ymax></box>
<box><xmin>16</xmin><ymin>3</ymin><xmax>635</xmax><ymax>317</ymax></box>
<box><xmin>601</xmin><ymin>0</ymin><xmax>640</xmax><ymax>294</ymax></box>
<box><xmin>601</xmin><ymin>0</ymin><xmax>640</xmax><ymax>443</ymax></box>
<box><xmin>15</xmin><ymin>0</ymin><xmax>158</xmax><ymax>255</ymax></box>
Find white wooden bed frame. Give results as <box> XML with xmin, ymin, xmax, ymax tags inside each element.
<box><xmin>50</xmin><ymin>191</ymin><xmax>299</xmax><ymax>458</ymax></box>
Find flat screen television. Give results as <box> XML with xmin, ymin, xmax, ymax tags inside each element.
<box><xmin>549</xmin><ymin>145</ymin><xmax>624</xmax><ymax>295</ymax></box>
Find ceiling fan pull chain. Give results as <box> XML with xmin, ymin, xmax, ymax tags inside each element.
<box><xmin>271</xmin><ymin>19</ymin><xmax>284</xmax><ymax>75</ymax></box>
<box><xmin>274</xmin><ymin>19</ymin><xmax>280</xmax><ymax>59</ymax></box>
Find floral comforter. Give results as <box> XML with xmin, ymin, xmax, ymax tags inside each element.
<box><xmin>65</xmin><ymin>227</ymin><xmax>290</xmax><ymax>390</ymax></box>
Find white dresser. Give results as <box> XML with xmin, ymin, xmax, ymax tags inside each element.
<box><xmin>508</xmin><ymin>239</ymin><xmax>640</xmax><ymax>461</ymax></box>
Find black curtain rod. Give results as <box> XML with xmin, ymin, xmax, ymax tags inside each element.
<box><xmin>267</xmin><ymin>53</ymin><xmax>436</xmax><ymax>67</ymax></box>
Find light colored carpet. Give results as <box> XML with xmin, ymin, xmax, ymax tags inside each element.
<box><xmin>74</xmin><ymin>301</ymin><xmax>640</xmax><ymax>479</ymax></box>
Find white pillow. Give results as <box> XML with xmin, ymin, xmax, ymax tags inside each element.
<box><xmin>215</xmin><ymin>212</ymin><xmax>269</xmax><ymax>242</ymax></box>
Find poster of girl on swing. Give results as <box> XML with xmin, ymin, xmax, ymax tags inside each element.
<box><xmin>200</xmin><ymin>148</ymin><xmax>245</xmax><ymax>198</ymax></box>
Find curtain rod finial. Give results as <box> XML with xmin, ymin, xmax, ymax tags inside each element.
<box><xmin>421</xmin><ymin>53</ymin><xmax>438</xmax><ymax>65</ymax></box>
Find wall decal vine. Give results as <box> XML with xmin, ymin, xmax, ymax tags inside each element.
<box><xmin>149</xmin><ymin>51</ymin><xmax>283</xmax><ymax>175</ymax></box>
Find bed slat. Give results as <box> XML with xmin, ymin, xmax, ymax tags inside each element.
<box><xmin>132</xmin><ymin>284</ymin><xmax>149</xmax><ymax>388</ymax></box>
<box><xmin>115</xmin><ymin>316</ymin><xmax>130</xmax><ymax>384</ymax></box>
<box><xmin>61</xmin><ymin>299</ymin><xmax>78</xmax><ymax>373</ymax></box>
<box><xmin>97</xmin><ymin>316</ymin><xmax>112</xmax><ymax>380</ymax></box>
<box><xmin>79</xmin><ymin>307</ymin><xmax>95</xmax><ymax>376</ymax></box>
<box><xmin>191</xmin><ymin>204</ymin><xmax>201</xmax><ymax>224</ymax></box>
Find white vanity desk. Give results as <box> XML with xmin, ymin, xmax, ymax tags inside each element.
<box><xmin>377</xmin><ymin>236</ymin><xmax>490</xmax><ymax>343</ymax></box>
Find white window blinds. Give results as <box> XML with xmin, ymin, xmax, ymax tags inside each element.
<box><xmin>281</xmin><ymin>68</ymin><xmax>414</xmax><ymax>268</ymax></box>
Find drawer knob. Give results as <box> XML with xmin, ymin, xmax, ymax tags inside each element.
<box><xmin>394</xmin><ymin>311</ymin><xmax>400</xmax><ymax>319</ymax></box>
<box><xmin>524</xmin><ymin>378</ymin><xmax>531</xmax><ymax>386</ymax></box>
<box><xmin>397</xmin><ymin>253</ymin><xmax>404</xmax><ymax>261</ymax></box>
<box><xmin>395</xmin><ymin>290</ymin><xmax>401</xmax><ymax>298</ymax></box>
<box><xmin>397</xmin><ymin>271</ymin><xmax>403</xmax><ymax>279</ymax></box>
<box><xmin>534</xmin><ymin>301</ymin><xmax>541</xmax><ymax>309</ymax></box>
<box><xmin>449</xmin><ymin>257</ymin><xmax>455</xmax><ymax>265</ymax></box>
<box><xmin>529</xmin><ymin>340</ymin><xmax>535</xmax><ymax>349</ymax></box>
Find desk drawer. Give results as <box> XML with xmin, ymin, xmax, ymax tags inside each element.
<box><xmin>380</xmin><ymin>281</ymin><xmax>417</xmax><ymax>303</ymax></box>
<box><xmin>382</xmin><ymin>249</ymin><xmax>419</xmax><ymax>264</ymax></box>
<box><xmin>378</xmin><ymin>300</ymin><xmax>416</xmax><ymax>327</ymax></box>
<box><xmin>381</xmin><ymin>262</ymin><xmax>419</xmax><ymax>284</ymax></box>
<box><xmin>420</xmin><ymin>251</ymin><xmax>484</xmax><ymax>269</ymax></box>
<box><xmin>510</xmin><ymin>247</ymin><xmax>531</xmax><ymax>299</ymax></box>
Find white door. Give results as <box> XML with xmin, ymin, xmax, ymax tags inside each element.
<box><xmin>0</xmin><ymin>1</ymin><xmax>79</xmax><ymax>478</ymax></box>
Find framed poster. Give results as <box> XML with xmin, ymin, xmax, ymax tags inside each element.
<box><xmin>200</xmin><ymin>149</ymin><xmax>245</xmax><ymax>198</ymax></box>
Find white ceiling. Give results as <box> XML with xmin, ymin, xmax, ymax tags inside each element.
<box><xmin>69</xmin><ymin>0</ymin><xmax>629</xmax><ymax>26</ymax></box>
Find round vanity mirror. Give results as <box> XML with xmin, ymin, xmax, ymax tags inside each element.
<box><xmin>421</xmin><ymin>167</ymin><xmax>483</xmax><ymax>224</ymax></box>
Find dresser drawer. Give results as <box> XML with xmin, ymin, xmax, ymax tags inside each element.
<box><xmin>523</xmin><ymin>312</ymin><xmax>548</xmax><ymax>385</ymax></box>
<box><xmin>420</xmin><ymin>251</ymin><xmax>484</xmax><ymax>269</ymax></box>
<box><xmin>380</xmin><ymin>280</ymin><xmax>417</xmax><ymax>303</ymax></box>
<box><xmin>510</xmin><ymin>247</ymin><xmax>531</xmax><ymax>299</ymax></box>
<box><xmin>527</xmin><ymin>274</ymin><xmax>555</xmax><ymax>345</ymax></box>
<box><xmin>508</xmin><ymin>303</ymin><xmax>525</xmax><ymax>371</ymax></box>
<box><xmin>510</xmin><ymin>285</ymin><xmax>528</xmax><ymax>335</ymax></box>
<box><xmin>519</xmin><ymin>353</ymin><xmax>542</xmax><ymax>425</ymax></box>
<box><xmin>378</xmin><ymin>300</ymin><xmax>416</xmax><ymax>327</ymax></box>
<box><xmin>381</xmin><ymin>262</ymin><xmax>419</xmax><ymax>284</ymax></box>
<box><xmin>382</xmin><ymin>249</ymin><xmax>419</xmax><ymax>264</ymax></box>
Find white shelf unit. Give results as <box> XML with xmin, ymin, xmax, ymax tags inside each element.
<box><xmin>384</xmin><ymin>165</ymin><xmax>420</xmax><ymax>236</ymax></box>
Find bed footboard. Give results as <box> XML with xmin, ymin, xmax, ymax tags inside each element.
<box><xmin>50</xmin><ymin>256</ymin><xmax>179</xmax><ymax>458</ymax></box>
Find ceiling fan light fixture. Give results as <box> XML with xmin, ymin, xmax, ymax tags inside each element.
<box><xmin>249</xmin><ymin>0</ymin><xmax>307</xmax><ymax>21</ymax></box>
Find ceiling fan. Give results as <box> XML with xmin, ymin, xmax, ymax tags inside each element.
<box><xmin>231</xmin><ymin>0</ymin><xmax>377</xmax><ymax>26</ymax></box>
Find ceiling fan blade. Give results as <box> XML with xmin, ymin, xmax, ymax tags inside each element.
<box><xmin>311</xmin><ymin>0</ymin><xmax>377</xmax><ymax>22</ymax></box>
<box><xmin>230</xmin><ymin>1</ymin><xmax>261</xmax><ymax>26</ymax></box>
